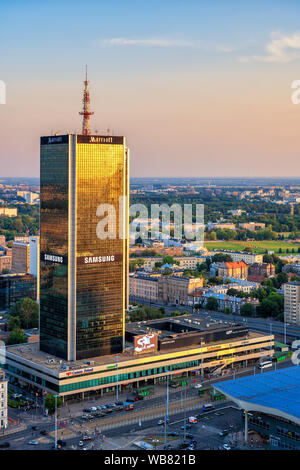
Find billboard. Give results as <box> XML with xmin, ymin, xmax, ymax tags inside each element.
<box><xmin>134</xmin><ymin>333</ymin><xmax>158</xmax><ymax>354</ymax></box>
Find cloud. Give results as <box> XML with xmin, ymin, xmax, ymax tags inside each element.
<box><xmin>94</xmin><ymin>37</ymin><xmax>239</xmax><ymax>52</ymax></box>
<box><xmin>99</xmin><ymin>38</ymin><xmax>194</xmax><ymax>48</ymax></box>
<box><xmin>239</xmin><ymin>32</ymin><xmax>300</xmax><ymax>63</ymax></box>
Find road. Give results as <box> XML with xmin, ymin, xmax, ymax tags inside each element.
<box><xmin>130</xmin><ymin>296</ymin><xmax>300</xmax><ymax>341</ymax></box>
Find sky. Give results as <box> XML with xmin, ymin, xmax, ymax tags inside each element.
<box><xmin>1</xmin><ymin>0</ymin><xmax>300</xmax><ymax>178</ymax></box>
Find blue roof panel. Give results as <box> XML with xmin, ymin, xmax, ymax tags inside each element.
<box><xmin>214</xmin><ymin>366</ymin><xmax>300</xmax><ymax>421</ymax></box>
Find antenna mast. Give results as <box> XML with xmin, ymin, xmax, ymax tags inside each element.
<box><xmin>79</xmin><ymin>65</ymin><xmax>94</xmax><ymax>135</ymax></box>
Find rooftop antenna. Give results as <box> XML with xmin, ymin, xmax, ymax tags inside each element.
<box><xmin>79</xmin><ymin>65</ymin><xmax>94</xmax><ymax>135</ymax></box>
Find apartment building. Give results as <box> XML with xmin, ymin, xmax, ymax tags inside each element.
<box><xmin>0</xmin><ymin>207</ymin><xmax>17</xmax><ymax>217</ymax></box>
<box><xmin>158</xmin><ymin>276</ymin><xmax>204</xmax><ymax>305</ymax></box>
<box><xmin>213</xmin><ymin>250</ymin><xmax>263</xmax><ymax>264</ymax></box>
<box><xmin>249</xmin><ymin>262</ymin><xmax>275</xmax><ymax>278</ymax></box>
<box><xmin>129</xmin><ymin>273</ymin><xmax>159</xmax><ymax>303</ymax></box>
<box><xmin>284</xmin><ymin>281</ymin><xmax>300</xmax><ymax>325</ymax></box>
<box><xmin>140</xmin><ymin>256</ymin><xmax>203</xmax><ymax>271</ymax></box>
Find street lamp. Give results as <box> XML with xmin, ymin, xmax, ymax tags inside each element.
<box><xmin>116</xmin><ymin>356</ymin><xmax>119</xmax><ymax>404</ymax></box>
<box><xmin>53</xmin><ymin>394</ymin><xmax>60</xmax><ymax>450</ymax></box>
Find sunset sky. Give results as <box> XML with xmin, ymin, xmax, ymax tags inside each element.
<box><xmin>1</xmin><ymin>0</ymin><xmax>300</xmax><ymax>177</ymax></box>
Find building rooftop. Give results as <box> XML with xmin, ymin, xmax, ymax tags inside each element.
<box><xmin>6</xmin><ymin>322</ymin><xmax>268</xmax><ymax>377</ymax></box>
<box><xmin>214</xmin><ymin>366</ymin><xmax>300</xmax><ymax>426</ymax></box>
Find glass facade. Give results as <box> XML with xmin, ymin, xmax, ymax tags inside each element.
<box><xmin>75</xmin><ymin>137</ymin><xmax>127</xmax><ymax>358</ymax></box>
<box><xmin>40</xmin><ymin>138</ymin><xmax>69</xmax><ymax>359</ymax></box>
<box><xmin>39</xmin><ymin>135</ymin><xmax>128</xmax><ymax>361</ymax></box>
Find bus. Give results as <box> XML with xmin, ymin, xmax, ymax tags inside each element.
<box><xmin>258</xmin><ymin>361</ymin><xmax>272</xmax><ymax>370</ymax></box>
<box><xmin>202</xmin><ymin>403</ymin><xmax>215</xmax><ymax>412</ymax></box>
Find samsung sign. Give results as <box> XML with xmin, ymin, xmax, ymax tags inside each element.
<box><xmin>41</xmin><ymin>253</ymin><xmax>67</xmax><ymax>265</ymax></box>
<box><xmin>77</xmin><ymin>254</ymin><xmax>122</xmax><ymax>265</ymax></box>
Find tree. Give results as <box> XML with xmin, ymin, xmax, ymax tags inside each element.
<box><xmin>44</xmin><ymin>394</ymin><xmax>63</xmax><ymax>415</ymax></box>
<box><xmin>276</xmin><ymin>272</ymin><xmax>288</xmax><ymax>288</ymax></box>
<box><xmin>8</xmin><ymin>316</ymin><xmax>21</xmax><ymax>331</ymax></box>
<box><xmin>240</xmin><ymin>303</ymin><xmax>255</xmax><ymax>317</ymax></box>
<box><xmin>7</xmin><ymin>328</ymin><xmax>27</xmax><ymax>345</ymax></box>
<box><xmin>206</xmin><ymin>297</ymin><xmax>219</xmax><ymax>311</ymax></box>
<box><xmin>11</xmin><ymin>297</ymin><xmax>39</xmax><ymax>329</ymax></box>
<box><xmin>212</xmin><ymin>253</ymin><xmax>233</xmax><ymax>263</ymax></box>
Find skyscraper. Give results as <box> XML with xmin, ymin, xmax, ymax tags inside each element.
<box><xmin>39</xmin><ymin>73</ymin><xmax>129</xmax><ymax>361</ymax></box>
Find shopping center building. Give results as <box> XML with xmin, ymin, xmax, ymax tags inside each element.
<box><xmin>4</xmin><ymin>315</ymin><xmax>274</xmax><ymax>400</ymax></box>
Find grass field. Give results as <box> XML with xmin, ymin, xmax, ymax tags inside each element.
<box><xmin>204</xmin><ymin>240</ymin><xmax>300</xmax><ymax>254</ymax></box>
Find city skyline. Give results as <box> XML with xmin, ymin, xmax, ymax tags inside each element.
<box><xmin>2</xmin><ymin>0</ymin><xmax>300</xmax><ymax>178</ymax></box>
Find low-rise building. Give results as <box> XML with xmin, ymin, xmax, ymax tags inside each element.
<box><xmin>249</xmin><ymin>262</ymin><xmax>275</xmax><ymax>278</ymax></box>
<box><xmin>217</xmin><ymin>261</ymin><xmax>249</xmax><ymax>280</ymax></box>
<box><xmin>158</xmin><ymin>275</ymin><xmax>204</xmax><ymax>305</ymax></box>
<box><xmin>201</xmin><ymin>292</ymin><xmax>258</xmax><ymax>314</ymax></box>
<box><xmin>212</xmin><ymin>250</ymin><xmax>263</xmax><ymax>264</ymax></box>
<box><xmin>239</xmin><ymin>222</ymin><xmax>266</xmax><ymax>231</ymax></box>
<box><xmin>0</xmin><ymin>207</ymin><xmax>17</xmax><ymax>217</ymax></box>
<box><xmin>139</xmin><ymin>256</ymin><xmax>203</xmax><ymax>271</ymax></box>
<box><xmin>129</xmin><ymin>273</ymin><xmax>159</xmax><ymax>303</ymax></box>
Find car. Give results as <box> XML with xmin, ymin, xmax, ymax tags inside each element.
<box><xmin>31</xmin><ymin>426</ymin><xmax>39</xmax><ymax>431</ymax></box>
<box><xmin>57</xmin><ymin>439</ymin><xmax>67</xmax><ymax>447</ymax></box>
<box><xmin>190</xmin><ymin>440</ymin><xmax>197</xmax><ymax>446</ymax></box>
<box><xmin>83</xmin><ymin>435</ymin><xmax>92</xmax><ymax>441</ymax></box>
<box><xmin>168</xmin><ymin>432</ymin><xmax>179</xmax><ymax>437</ymax></box>
<box><xmin>115</xmin><ymin>401</ymin><xmax>123</xmax><ymax>406</ymax></box>
<box><xmin>126</xmin><ymin>398</ymin><xmax>135</xmax><ymax>403</ymax></box>
<box><xmin>12</xmin><ymin>393</ymin><xmax>22</xmax><ymax>399</ymax></box>
<box><xmin>188</xmin><ymin>445</ymin><xmax>195</xmax><ymax>450</ymax></box>
<box><xmin>219</xmin><ymin>430</ymin><xmax>229</xmax><ymax>437</ymax></box>
<box><xmin>89</xmin><ymin>406</ymin><xmax>97</xmax><ymax>411</ymax></box>
<box><xmin>96</xmin><ymin>406</ymin><xmax>103</xmax><ymax>410</ymax></box>
<box><xmin>125</xmin><ymin>404</ymin><xmax>134</xmax><ymax>411</ymax></box>
<box><xmin>40</xmin><ymin>430</ymin><xmax>48</xmax><ymax>436</ymax></box>
<box><xmin>185</xmin><ymin>433</ymin><xmax>194</xmax><ymax>439</ymax></box>
<box><xmin>180</xmin><ymin>424</ymin><xmax>192</xmax><ymax>430</ymax></box>
<box><xmin>223</xmin><ymin>444</ymin><xmax>231</xmax><ymax>450</ymax></box>
<box><xmin>28</xmin><ymin>440</ymin><xmax>39</xmax><ymax>445</ymax></box>
<box><xmin>78</xmin><ymin>441</ymin><xmax>84</xmax><ymax>447</ymax></box>
<box><xmin>83</xmin><ymin>408</ymin><xmax>91</xmax><ymax>413</ymax></box>
<box><xmin>0</xmin><ymin>442</ymin><xmax>10</xmax><ymax>448</ymax></box>
<box><xmin>179</xmin><ymin>442</ymin><xmax>190</xmax><ymax>449</ymax></box>
<box><xmin>157</xmin><ymin>419</ymin><xmax>164</xmax><ymax>425</ymax></box>
<box><xmin>194</xmin><ymin>384</ymin><xmax>202</xmax><ymax>389</ymax></box>
<box><xmin>134</xmin><ymin>395</ymin><xmax>143</xmax><ymax>401</ymax></box>
<box><xmin>188</xmin><ymin>416</ymin><xmax>198</xmax><ymax>424</ymax></box>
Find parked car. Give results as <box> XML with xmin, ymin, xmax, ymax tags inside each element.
<box><xmin>125</xmin><ymin>404</ymin><xmax>134</xmax><ymax>411</ymax></box>
<box><xmin>28</xmin><ymin>440</ymin><xmax>39</xmax><ymax>445</ymax></box>
<box><xmin>0</xmin><ymin>442</ymin><xmax>10</xmax><ymax>448</ymax></box>
<box><xmin>40</xmin><ymin>430</ymin><xmax>48</xmax><ymax>436</ymax></box>
<box><xmin>223</xmin><ymin>444</ymin><xmax>231</xmax><ymax>450</ymax></box>
<box><xmin>31</xmin><ymin>426</ymin><xmax>39</xmax><ymax>431</ymax></box>
<box><xmin>219</xmin><ymin>430</ymin><xmax>229</xmax><ymax>437</ymax></box>
<box><xmin>134</xmin><ymin>395</ymin><xmax>143</xmax><ymax>401</ymax></box>
<box><xmin>194</xmin><ymin>384</ymin><xmax>202</xmax><ymax>389</ymax></box>
<box><xmin>157</xmin><ymin>419</ymin><xmax>164</xmax><ymax>425</ymax></box>
<box><xmin>168</xmin><ymin>432</ymin><xmax>179</xmax><ymax>437</ymax></box>
<box><xmin>82</xmin><ymin>435</ymin><xmax>92</xmax><ymax>441</ymax></box>
<box><xmin>78</xmin><ymin>441</ymin><xmax>84</xmax><ymax>447</ymax></box>
<box><xmin>57</xmin><ymin>439</ymin><xmax>67</xmax><ymax>447</ymax></box>
<box><xmin>126</xmin><ymin>398</ymin><xmax>135</xmax><ymax>403</ymax></box>
<box><xmin>83</xmin><ymin>408</ymin><xmax>91</xmax><ymax>413</ymax></box>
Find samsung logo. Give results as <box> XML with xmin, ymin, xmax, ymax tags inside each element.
<box><xmin>84</xmin><ymin>255</ymin><xmax>115</xmax><ymax>264</ymax></box>
<box><xmin>44</xmin><ymin>254</ymin><xmax>64</xmax><ymax>263</ymax></box>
